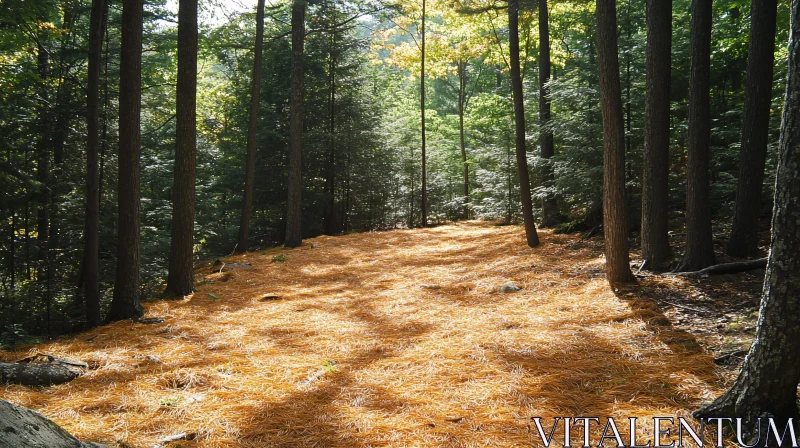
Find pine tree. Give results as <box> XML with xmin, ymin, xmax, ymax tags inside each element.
<box><xmin>596</xmin><ymin>0</ymin><xmax>635</xmax><ymax>283</ymax></box>
<box><xmin>285</xmin><ymin>0</ymin><xmax>306</xmax><ymax>248</ymax></box>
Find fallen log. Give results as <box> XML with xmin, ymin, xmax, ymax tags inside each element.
<box><xmin>0</xmin><ymin>398</ymin><xmax>106</xmax><ymax>447</ymax></box>
<box><xmin>1</xmin><ymin>354</ymin><xmax>87</xmax><ymax>386</ymax></box>
<box><xmin>668</xmin><ymin>258</ymin><xmax>768</xmax><ymax>277</ymax></box>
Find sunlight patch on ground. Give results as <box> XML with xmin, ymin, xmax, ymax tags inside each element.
<box><xmin>0</xmin><ymin>222</ymin><xmax>722</xmax><ymax>447</ymax></box>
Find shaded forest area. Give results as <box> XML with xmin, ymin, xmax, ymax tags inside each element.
<box><xmin>3</xmin><ymin>0</ymin><xmax>800</xmax><ymax>443</ymax></box>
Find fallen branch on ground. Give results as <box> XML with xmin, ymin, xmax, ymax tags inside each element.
<box><xmin>0</xmin><ymin>354</ymin><xmax>87</xmax><ymax>386</ymax></box>
<box><xmin>667</xmin><ymin>258</ymin><xmax>767</xmax><ymax>277</ymax></box>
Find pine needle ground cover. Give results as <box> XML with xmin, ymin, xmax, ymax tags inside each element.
<box><xmin>0</xmin><ymin>222</ymin><xmax>725</xmax><ymax>447</ymax></box>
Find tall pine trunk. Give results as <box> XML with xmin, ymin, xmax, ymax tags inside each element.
<box><xmin>726</xmin><ymin>0</ymin><xmax>778</xmax><ymax>258</ymax></box>
<box><xmin>421</xmin><ymin>0</ymin><xmax>428</xmax><ymax>227</ymax></box>
<box><xmin>237</xmin><ymin>0</ymin><xmax>266</xmax><ymax>252</ymax></box>
<box><xmin>641</xmin><ymin>0</ymin><xmax>672</xmax><ymax>270</ymax></box>
<box><xmin>284</xmin><ymin>0</ymin><xmax>305</xmax><ymax>248</ymax></box>
<box><xmin>676</xmin><ymin>0</ymin><xmax>715</xmax><ymax>272</ymax></box>
<box><xmin>324</xmin><ymin>18</ymin><xmax>337</xmax><ymax>235</ymax></box>
<box><xmin>108</xmin><ymin>0</ymin><xmax>145</xmax><ymax>322</ymax></box>
<box><xmin>596</xmin><ymin>0</ymin><xmax>635</xmax><ymax>284</ymax></box>
<box><xmin>458</xmin><ymin>60</ymin><xmax>469</xmax><ymax>220</ymax></box>
<box><xmin>508</xmin><ymin>0</ymin><xmax>540</xmax><ymax>247</ymax></box>
<box><xmin>538</xmin><ymin>0</ymin><xmax>560</xmax><ymax>228</ymax></box>
<box><xmin>694</xmin><ymin>0</ymin><xmax>800</xmax><ymax>422</ymax></box>
<box><xmin>166</xmin><ymin>0</ymin><xmax>198</xmax><ymax>297</ymax></box>
<box><xmin>84</xmin><ymin>0</ymin><xmax>106</xmax><ymax>328</ymax></box>
<box><xmin>36</xmin><ymin>25</ymin><xmax>51</xmax><ymax>330</ymax></box>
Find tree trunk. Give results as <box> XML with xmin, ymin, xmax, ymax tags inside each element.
<box><xmin>0</xmin><ymin>399</ymin><xmax>106</xmax><ymax>447</ymax></box>
<box><xmin>165</xmin><ymin>0</ymin><xmax>198</xmax><ymax>297</ymax></box>
<box><xmin>421</xmin><ymin>0</ymin><xmax>428</xmax><ymax>227</ymax></box>
<box><xmin>36</xmin><ymin>26</ymin><xmax>51</xmax><ymax>330</ymax></box>
<box><xmin>676</xmin><ymin>0</ymin><xmax>716</xmax><ymax>272</ymax></box>
<box><xmin>324</xmin><ymin>18</ymin><xmax>337</xmax><ymax>235</ymax></box>
<box><xmin>596</xmin><ymin>0</ymin><xmax>635</xmax><ymax>284</ymax></box>
<box><xmin>84</xmin><ymin>0</ymin><xmax>106</xmax><ymax>328</ymax></box>
<box><xmin>694</xmin><ymin>2</ymin><xmax>800</xmax><ymax>423</ymax></box>
<box><xmin>108</xmin><ymin>0</ymin><xmax>145</xmax><ymax>322</ymax></box>
<box><xmin>726</xmin><ymin>0</ymin><xmax>778</xmax><ymax>258</ymax></box>
<box><xmin>284</xmin><ymin>0</ymin><xmax>305</xmax><ymax>248</ymax></box>
<box><xmin>641</xmin><ymin>0</ymin><xmax>673</xmax><ymax>270</ymax></box>
<box><xmin>458</xmin><ymin>60</ymin><xmax>469</xmax><ymax>220</ymax></box>
<box><xmin>539</xmin><ymin>0</ymin><xmax>560</xmax><ymax>228</ymax></box>
<box><xmin>237</xmin><ymin>0</ymin><xmax>266</xmax><ymax>251</ymax></box>
<box><xmin>508</xmin><ymin>0</ymin><xmax>540</xmax><ymax>247</ymax></box>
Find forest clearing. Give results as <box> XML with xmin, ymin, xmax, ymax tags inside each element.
<box><xmin>0</xmin><ymin>222</ymin><xmax>746</xmax><ymax>447</ymax></box>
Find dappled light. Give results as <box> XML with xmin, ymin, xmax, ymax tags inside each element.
<box><xmin>1</xmin><ymin>223</ymin><xmax>721</xmax><ymax>447</ymax></box>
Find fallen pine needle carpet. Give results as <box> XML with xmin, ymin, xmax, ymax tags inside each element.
<box><xmin>0</xmin><ymin>222</ymin><xmax>724</xmax><ymax>447</ymax></box>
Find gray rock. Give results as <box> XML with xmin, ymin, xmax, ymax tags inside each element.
<box><xmin>500</xmin><ymin>282</ymin><xmax>521</xmax><ymax>293</ymax></box>
<box><xmin>0</xmin><ymin>398</ymin><xmax>107</xmax><ymax>447</ymax></box>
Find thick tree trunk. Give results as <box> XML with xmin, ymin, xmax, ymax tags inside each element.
<box><xmin>508</xmin><ymin>0</ymin><xmax>540</xmax><ymax>247</ymax></box>
<box><xmin>726</xmin><ymin>0</ymin><xmax>778</xmax><ymax>258</ymax></box>
<box><xmin>539</xmin><ymin>0</ymin><xmax>560</xmax><ymax>228</ymax></box>
<box><xmin>458</xmin><ymin>60</ymin><xmax>469</xmax><ymax>220</ymax></box>
<box><xmin>676</xmin><ymin>0</ymin><xmax>716</xmax><ymax>272</ymax></box>
<box><xmin>694</xmin><ymin>3</ymin><xmax>800</xmax><ymax>423</ymax></box>
<box><xmin>641</xmin><ymin>0</ymin><xmax>673</xmax><ymax>270</ymax></box>
<box><xmin>237</xmin><ymin>0</ymin><xmax>266</xmax><ymax>251</ymax></box>
<box><xmin>596</xmin><ymin>0</ymin><xmax>635</xmax><ymax>284</ymax></box>
<box><xmin>165</xmin><ymin>0</ymin><xmax>198</xmax><ymax>297</ymax></box>
<box><xmin>421</xmin><ymin>0</ymin><xmax>428</xmax><ymax>227</ymax></box>
<box><xmin>84</xmin><ymin>0</ymin><xmax>106</xmax><ymax>328</ymax></box>
<box><xmin>0</xmin><ymin>399</ymin><xmax>105</xmax><ymax>447</ymax></box>
<box><xmin>108</xmin><ymin>0</ymin><xmax>145</xmax><ymax>322</ymax></box>
<box><xmin>284</xmin><ymin>0</ymin><xmax>305</xmax><ymax>248</ymax></box>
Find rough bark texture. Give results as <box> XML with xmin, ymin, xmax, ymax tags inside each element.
<box><xmin>0</xmin><ymin>399</ymin><xmax>106</xmax><ymax>447</ymax></box>
<box><xmin>596</xmin><ymin>0</ymin><xmax>635</xmax><ymax>284</ymax></box>
<box><xmin>726</xmin><ymin>0</ymin><xmax>778</xmax><ymax>258</ymax></box>
<box><xmin>694</xmin><ymin>2</ymin><xmax>800</xmax><ymax>421</ymax></box>
<box><xmin>538</xmin><ymin>0</ymin><xmax>560</xmax><ymax>228</ymax></box>
<box><xmin>84</xmin><ymin>0</ymin><xmax>105</xmax><ymax>328</ymax></box>
<box><xmin>421</xmin><ymin>0</ymin><xmax>428</xmax><ymax>228</ymax></box>
<box><xmin>165</xmin><ymin>0</ymin><xmax>198</xmax><ymax>297</ymax></box>
<box><xmin>508</xmin><ymin>0</ymin><xmax>540</xmax><ymax>247</ymax></box>
<box><xmin>284</xmin><ymin>0</ymin><xmax>305</xmax><ymax>248</ymax></box>
<box><xmin>676</xmin><ymin>0</ymin><xmax>716</xmax><ymax>272</ymax></box>
<box><xmin>641</xmin><ymin>0</ymin><xmax>672</xmax><ymax>270</ymax></box>
<box><xmin>108</xmin><ymin>0</ymin><xmax>145</xmax><ymax>322</ymax></box>
<box><xmin>237</xmin><ymin>0</ymin><xmax>266</xmax><ymax>251</ymax></box>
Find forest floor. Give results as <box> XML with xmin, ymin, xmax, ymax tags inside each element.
<box><xmin>0</xmin><ymin>221</ymin><xmax>760</xmax><ymax>447</ymax></box>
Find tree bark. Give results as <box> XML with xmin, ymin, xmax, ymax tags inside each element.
<box><xmin>539</xmin><ymin>0</ymin><xmax>560</xmax><ymax>228</ymax></box>
<box><xmin>0</xmin><ymin>361</ymin><xmax>83</xmax><ymax>387</ymax></box>
<box><xmin>694</xmin><ymin>1</ymin><xmax>800</xmax><ymax>423</ymax></box>
<box><xmin>421</xmin><ymin>0</ymin><xmax>428</xmax><ymax>227</ymax></box>
<box><xmin>324</xmin><ymin>15</ymin><xmax>337</xmax><ymax>235</ymax></box>
<box><xmin>0</xmin><ymin>399</ymin><xmax>105</xmax><ymax>447</ymax></box>
<box><xmin>237</xmin><ymin>0</ymin><xmax>266</xmax><ymax>251</ymax></box>
<box><xmin>458</xmin><ymin>60</ymin><xmax>469</xmax><ymax>220</ymax></box>
<box><xmin>84</xmin><ymin>0</ymin><xmax>106</xmax><ymax>328</ymax></box>
<box><xmin>726</xmin><ymin>0</ymin><xmax>778</xmax><ymax>258</ymax></box>
<box><xmin>596</xmin><ymin>0</ymin><xmax>635</xmax><ymax>283</ymax></box>
<box><xmin>108</xmin><ymin>0</ymin><xmax>145</xmax><ymax>322</ymax></box>
<box><xmin>36</xmin><ymin>24</ymin><xmax>51</xmax><ymax>329</ymax></box>
<box><xmin>165</xmin><ymin>0</ymin><xmax>198</xmax><ymax>297</ymax></box>
<box><xmin>284</xmin><ymin>0</ymin><xmax>305</xmax><ymax>248</ymax></box>
<box><xmin>641</xmin><ymin>0</ymin><xmax>673</xmax><ymax>270</ymax></box>
<box><xmin>508</xmin><ymin>0</ymin><xmax>540</xmax><ymax>247</ymax></box>
<box><xmin>676</xmin><ymin>0</ymin><xmax>716</xmax><ymax>272</ymax></box>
